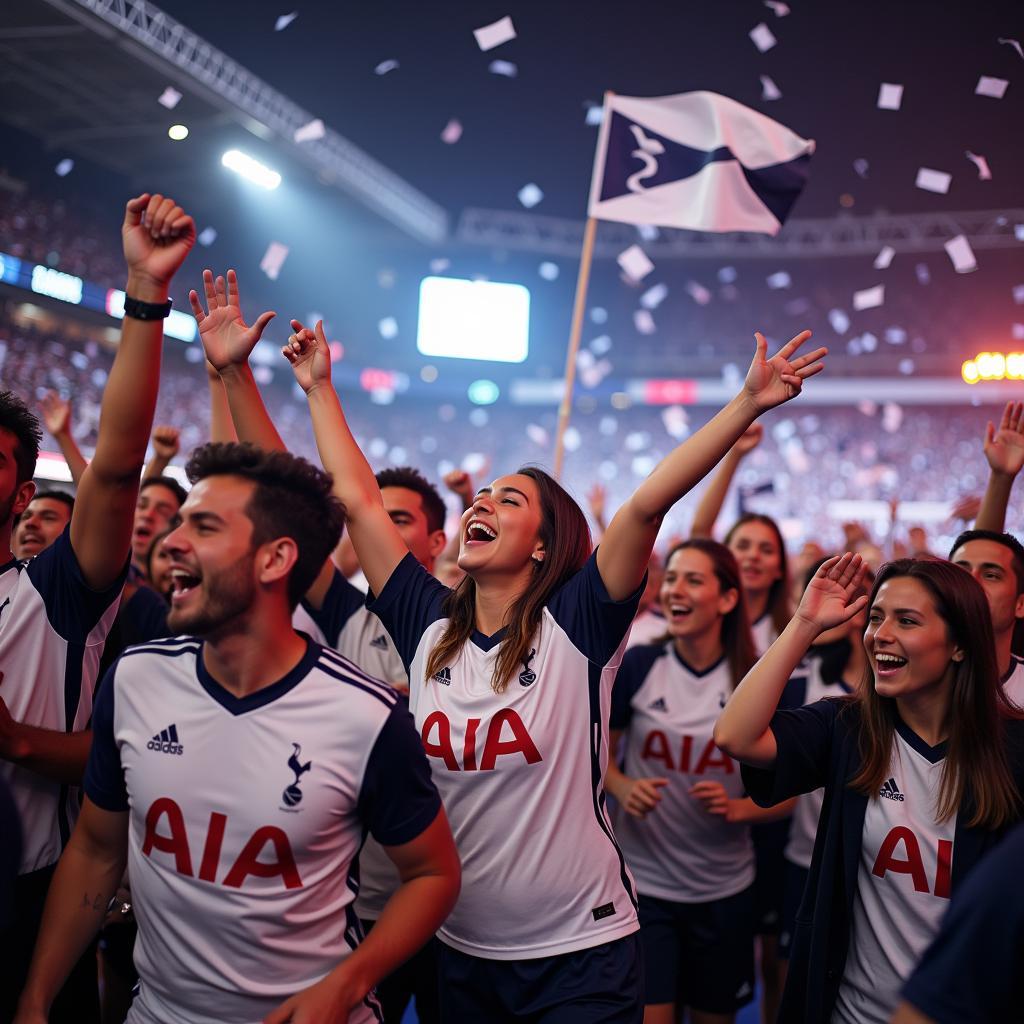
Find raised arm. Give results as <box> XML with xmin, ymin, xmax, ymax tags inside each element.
<box><xmin>975</xmin><ymin>401</ymin><xmax>1024</xmax><ymax>532</ymax></box>
<box><xmin>205</xmin><ymin>360</ymin><xmax>238</xmax><ymax>444</ymax></box>
<box><xmin>597</xmin><ymin>331</ymin><xmax>826</xmax><ymax>601</ymax></box>
<box><xmin>38</xmin><ymin>392</ymin><xmax>87</xmax><ymax>487</ymax></box>
<box><xmin>14</xmin><ymin>799</ymin><xmax>128</xmax><ymax>1023</ymax></box>
<box><xmin>142</xmin><ymin>425</ymin><xmax>180</xmax><ymax>481</ymax></box>
<box><xmin>188</xmin><ymin>268</ymin><xmax>283</xmax><ymax>452</ymax></box>
<box><xmin>690</xmin><ymin>423</ymin><xmax>763</xmax><ymax>539</ymax></box>
<box><xmin>70</xmin><ymin>194</ymin><xmax>195</xmax><ymax>590</ymax></box>
<box><xmin>283</xmin><ymin>321</ymin><xmax>408</xmax><ymax>596</ymax></box>
<box><xmin>714</xmin><ymin>553</ymin><xmax>868</xmax><ymax>768</ymax></box>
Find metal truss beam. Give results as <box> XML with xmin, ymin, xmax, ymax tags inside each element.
<box><xmin>44</xmin><ymin>0</ymin><xmax>449</xmax><ymax>244</ymax></box>
<box><xmin>456</xmin><ymin>207</ymin><xmax>1024</xmax><ymax>260</ymax></box>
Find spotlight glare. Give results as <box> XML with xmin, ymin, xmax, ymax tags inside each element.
<box><xmin>221</xmin><ymin>149</ymin><xmax>281</xmax><ymax>190</ymax></box>
<box><xmin>168</xmin><ymin>124</ymin><xmax>189</xmax><ymax>141</ymax></box>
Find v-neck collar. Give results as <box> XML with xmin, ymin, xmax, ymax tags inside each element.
<box><xmin>471</xmin><ymin>625</ymin><xmax>508</xmax><ymax>652</ymax></box>
<box><xmin>671</xmin><ymin>645</ymin><xmax>725</xmax><ymax>678</ymax></box>
<box><xmin>894</xmin><ymin>714</ymin><xmax>948</xmax><ymax>764</ymax></box>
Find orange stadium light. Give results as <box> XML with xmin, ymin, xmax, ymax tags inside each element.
<box><xmin>961</xmin><ymin>351</ymin><xmax>1024</xmax><ymax>384</ymax></box>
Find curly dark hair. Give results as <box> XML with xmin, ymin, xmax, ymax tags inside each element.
<box><xmin>376</xmin><ymin>466</ymin><xmax>446</xmax><ymax>533</ymax></box>
<box><xmin>0</xmin><ymin>391</ymin><xmax>43</xmax><ymax>484</ymax></box>
<box><xmin>31</xmin><ymin>489</ymin><xmax>75</xmax><ymax>513</ymax></box>
<box><xmin>185</xmin><ymin>442</ymin><xmax>346</xmax><ymax>607</ymax></box>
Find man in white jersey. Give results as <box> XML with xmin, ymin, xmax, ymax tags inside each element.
<box><xmin>949</xmin><ymin>529</ymin><xmax>1024</xmax><ymax>701</ymax></box>
<box><xmin>0</xmin><ymin>192</ymin><xmax>196</xmax><ymax>1022</ymax></box>
<box><xmin>16</xmin><ymin>442</ymin><xmax>459</xmax><ymax>1024</ymax></box>
<box><xmin>11</xmin><ymin>491</ymin><xmax>73</xmax><ymax>560</ymax></box>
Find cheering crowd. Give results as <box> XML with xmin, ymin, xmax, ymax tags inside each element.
<box><xmin>1</xmin><ymin>193</ymin><xmax>1023</xmax><ymax>1024</ymax></box>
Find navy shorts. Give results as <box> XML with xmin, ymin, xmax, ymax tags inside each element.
<box><xmin>779</xmin><ymin>860</ymin><xmax>809</xmax><ymax>960</ymax></box>
<box><xmin>751</xmin><ymin>819</ymin><xmax>790</xmax><ymax>934</ymax></box>
<box><xmin>638</xmin><ymin>888</ymin><xmax>756</xmax><ymax>1014</ymax></box>
<box><xmin>436</xmin><ymin>933</ymin><xmax>642</xmax><ymax>1023</ymax></box>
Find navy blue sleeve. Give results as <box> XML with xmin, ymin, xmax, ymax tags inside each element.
<box><xmin>365</xmin><ymin>553</ymin><xmax>449</xmax><ymax>674</ymax></box>
<box><xmin>299</xmin><ymin>568</ymin><xmax>367</xmax><ymax>649</ymax></box>
<box><xmin>83</xmin><ymin>663</ymin><xmax>128</xmax><ymax>811</ymax></box>
<box><xmin>902</xmin><ymin>826</ymin><xmax>1024</xmax><ymax>1023</ymax></box>
<box><xmin>121</xmin><ymin>586</ymin><xmax>170</xmax><ymax>643</ymax></box>
<box><xmin>610</xmin><ymin>644</ymin><xmax>665</xmax><ymax>729</ymax></box>
<box><xmin>25</xmin><ymin>526</ymin><xmax>127</xmax><ymax>643</ymax></box>
<box><xmin>358</xmin><ymin>701</ymin><xmax>443</xmax><ymax>847</ymax></box>
<box><xmin>546</xmin><ymin>549</ymin><xmax>646</xmax><ymax>666</ymax></box>
<box><xmin>741</xmin><ymin>697</ymin><xmax>844</xmax><ymax>807</ymax></box>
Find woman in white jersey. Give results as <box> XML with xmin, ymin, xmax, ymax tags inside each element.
<box><xmin>283</xmin><ymin>322</ymin><xmax>827</xmax><ymax>1022</ymax></box>
<box><xmin>607</xmin><ymin>539</ymin><xmax>795</xmax><ymax>1024</ymax></box>
<box><xmin>715</xmin><ymin>554</ymin><xmax>1024</xmax><ymax>1023</ymax></box>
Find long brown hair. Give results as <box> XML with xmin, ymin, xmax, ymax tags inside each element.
<box><xmin>849</xmin><ymin>559</ymin><xmax>1021</xmax><ymax>829</ymax></box>
<box><xmin>724</xmin><ymin>513</ymin><xmax>791</xmax><ymax>637</ymax></box>
<box><xmin>664</xmin><ymin>539</ymin><xmax>757</xmax><ymax>688</ymax></box>
<box><xmin>424</xmin><ymin>467</ymin><xmax>592</xmax><ymax>693</ymax></box>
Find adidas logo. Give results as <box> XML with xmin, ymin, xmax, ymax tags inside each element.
<box><xmin>648</xmin><ymin>697</ymin><xmax>668</xmax><ymax>712</ymax></box>
<box><xmin>879</xmin><ymin>777</ymin><xmax>905</xmax><ymax>802</ymax></box>
<box><xmin>432</xmin><ymin>667</ymin><xmax>452</xmax><ymax>685</ymax></box>
<box><xmin>370</xmin><ymin>635</ymin><xmax>389</xmax><ymax>650</ymax></box>
<box><xmin>147</xmin><ymin>723</ymin><xmax>183</xmax><ymax>756</ymax></box>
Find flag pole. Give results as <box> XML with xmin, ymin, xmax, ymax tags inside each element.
<box><xmin>553</xmin><ymin>214</ymin><xmax>598</xmax><ymax>480</ymax></box>
<box><xmin>553</xmin><ymin>90</ymin><xmax>613</xmax><ymax>480</ymax></box>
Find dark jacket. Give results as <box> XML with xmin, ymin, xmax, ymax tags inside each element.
<box><xmin>742</xmin><ymin>697</ymin><xmax>1024</xmax><ymax>1023</ymax></box>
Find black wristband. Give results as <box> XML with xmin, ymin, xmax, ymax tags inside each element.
<box><xmin>123</xmin><ymin>295</ymin><xmax>172</xmax><ymax>320</ymax></box>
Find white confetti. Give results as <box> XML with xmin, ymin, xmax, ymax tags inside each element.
<box><xmin>158</xmin><ymin>86</ymin><xmax>182</xmax><ymax>109</ymax></box>
<box><xmin>517</xmin><ymin>183</ymin><xmax>543</xmax><ymax>208</ymax></box>
<box><xmin>749</xmin><ymin>22</ymin><xmax>777</xmax><ymax>52</ymax></box>
<box><xmin>916</xmin><ymin>167</ymin><xmax>951</xmax><ymax>194</ymax></box>
<box><xmin>763</xmin><ymin>0</ymin><xmax>790</xmax><ymax>15</ymax></box>
<box><xmin>944</xmin><ymin>234</ymin><xmax>977</xmax><ymax>274</ymax></box>
<box><xmin>55</xmin><ymin>158</ymin><xmax>74</xmax><ymax>177</ymax></box>
<box><xmin>998</xmin><ymin>37</ymin><xmax>1024</xmax><ymax>61</ymax></box>
<box><xmin>637</xmin><ymin>224</ymin><xmax>660</xmax><ymax>242</ymax></box>
<box><xmin>873</xmin><ymin>246</ymin><xmax>895</xmax><ymax>270</ymax></box>
<box><xmin>429</xmin><ymin>258</ymin><xmax>450</xmax><ymax>274</ymax></box>
<box><xmin>378</xmin><ymin>317</ymin><xmax>398</xmax><ymax>339</ymax></box>
<box><xmin>899</xmin><ymin>359</ymin><xmax>915</xmax><ymax>375</ymax></box>
<box><xmin>877</xmin><ymin>83</ymin><xmax>903</xmax><ymax>110</ymax></box>
<box><xmin>489</xmin><ymin>60</ymin><xmax>518</xmax><ymax>77</ymax></box>
<box><xmin>760</xmin><ymin>75</ymin><xmax>782</xmax><ymax>101</ymax></box>
<box><xmin>1013</xmin><ymin>323</ymin><xmax>1024</xmax><ymax>341</ymax></box>
<box><xmin>828</xmin><ymin>309</ymin><xmax>849</xmax><ymax>334</ymax></box>
<box><xmin>585</xmin><ymin>105</ymin><xmax>604</xmax><ymax>126</ymax></box>
<box><xmin>293</xmin><ymin>118</ymin><xmax>325</xmax><ymax>143</ymax></box>
<box><xmin>916</xmin><ymin>263</ymin><xmax>931</xmax><ymax>285</ymax></box>
<box><xmin>853</xmin><ymin>284</ymin><xmax>885</xmax><ymax>310</ymax></box>
<box><xmin>1015</xmin><ymin>224</ymin><xmax>1024</xmax><ymax>242</ymax></box>
<box><xmin>374</xmin><ymin>59</ymin><xmax>399</xmax><ymax>75</ymax></box>
<box><xmin>853</xmin><ymin>158</ymin><xmax>869</xmax><ymax>178</ymax></box>
<box><xmin>274</xmin><ymin>11</ymin><xmax>297</xmax><ymax>31</ymax></box>
<box><xmin>1013</xmin><ymin>285</ymin><xmax>1024</xmax><ymax>305</ymax></box>
<box><xmin>259</xmin><ymin>241</ymin><xmax>289</xmax><ymax>280</ymax></box>
<box><xmin>526</xmin><ymin>423</ymin><xmax>549</xmax><ymax>446</ymax></box>
<box><xmin>590</xmin><ymin>335</ymin><xmax>612</xmax><ymax>355</ymax></box>
<box><xmin>861</xmin><ymin>332</ymin><xmax>878</xmax><ymax>352</ymax></box>
<box><xmin>617</xmin><ymin>244</ymin><xmax>655</xmax><ymax>281</ymax></box>
<box><xmin>634</xmin><ymin>309</ymin><xmax>656</xmax><ymax>335</ymax></box>
<box><xmin>686</xmin><ymin>281</ymin><xmax>712</xmax><ymax>306</ymax></box>
<box><xmin>965</xmin><ymin>151</ymin><xmax>992</xmax><ymax>180</ymax></box>
<box><xmin>474</xmin><ymin>15</ymin><xmax>516</xmax><ymax>51</ymax></box>
<box><xmin>441</xmin><ymin>119</ymin><xmax>463</xmax><ymax>144</ymax></box>
<box><xmin>885</xmin><ymin>327</ymin><xmax>906</xmax><ymax>344</ymax></box>
<box><xmin>197</xmin><ymin>226</ymin><xmax>217</xmax><ymax>247</ymax></box>
<box><xmin>766</xmin><ymin>271</ymin><xmax>791</xmax><ymax>289</ymax></box>
<box><xmin>538</xmin><ymin>262</ymin><xmax>559</xmax><ymax>281</ymax></box>
<box><xmin>718</xmin><ymin>266</ymin><xmax>737</xmax><ymax>283</ymax></box>
<box><xmin>641</xmin><ymin>283</ymin><xmax>668</xmax><ymax>309</ymax></box>
<box><xmin>976</xmin><ymin>76</ymin><xmax>1009</xmax><ymax>99</ymax></box>
<box><xmin>590</xmin><ymin>307</ymin><xmax>608</xmax><ymax>324</ymax></box>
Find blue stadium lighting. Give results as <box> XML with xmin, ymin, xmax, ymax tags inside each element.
<box><xmin>467</xmin><ymin>379</ymin><xmax>500</xmax><ymax>405</ymax></box>
<box><xmin>417</xmin><ymin>276</ymin><xmax>529</xmax><ymax>363</ymax></box>
<box><xmin>221</xmin><ymin>149</ymin><xmax>281</xmax><ymax>190</ymax></box>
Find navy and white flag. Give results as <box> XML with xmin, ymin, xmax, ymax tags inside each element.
<box><xmin>588</xmin><ymin>91</ymin><xmax>814</xmax><ymax>235</ymax></box>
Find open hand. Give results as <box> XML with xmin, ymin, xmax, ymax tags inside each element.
<box><xmin>189</xmin><ymin>269</ymin><xmax>276</xmax><ymax>372</ymax></box>
<box><xmin>122</xmin><ymin>193</ymin><xmax>195</xmax><ymax>288</ymax></box>
<box><xmin>618</xmin><ymin>776</ymin><xmax>669</xmax><ymax>818</ymax></box>
<box><xmin>984</xmin><ymin>401</ymin><xmax>1024</xmax><ymax>478</ymax></box>
<box><xmin>39</xmin><ymin>391</ymin><xmax>71</xmax><ymax>437</ymax></box>
<box><xmin>586</xmin><ymin>482</ymin><xmax>607</xmax><ymax>520</ymax></box>
<box><xmin>743</xmin><ymin>330</ymin><xmax>827</xmax><ymax>413</ymax></box>
<box><xmin>794</xmin><ymin>552</ymin><xmax>869</xmax><ymax>634</ymax></box>
<box><xmin>282</xmin><ymin>319</ymin><xmax>332</xmax><ymax>394</ymax></box>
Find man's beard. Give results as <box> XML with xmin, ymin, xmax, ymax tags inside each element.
<box><xmin>167</xmin><ymin>552</ymin><xmax>256</xmax><ymax>637</ymax></box>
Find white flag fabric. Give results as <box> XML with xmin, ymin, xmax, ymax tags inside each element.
<box><xmin>587</xmin><ymin>91</ymin><xmax>815</xmax><ymax>235</ymax></box>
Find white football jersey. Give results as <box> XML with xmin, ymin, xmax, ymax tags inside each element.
<box><xmin>751</xmin><ymin>613</ymin><xmax>778</xmax><ymax>657</ymax></box>
<box><xmin>85</xmin><ymin>636</ymin><xmax>440</xmax><ymax>1024</ymax></box>
<box><xmin>833</xmin><ymin>723</ymin><xmax>956</xmax><ymax>1024</ymax></box>
<box><xmin>1002</xmin><ymin>653</ymin><xmax>1024</xmax><ymax>709</ymax></box>
<box><xmin>369</xmin><ymin>551</ymin><xmax>643</xmax><ymax>960</ymax></box>
<box><xmin>0</xmin><ymin>528</ymin><xmax>123</xmax><ymax>874</ymax></box>
<box><xmin>293</xmin><ymin>568</ymin><xmax>407</xmax><ymax>690</ymax></box>
<box><xmin>624</xmin><ymin>607</ymin><xmax>668</xmax><ymax>649</ymax></box>
<box><xmin>611</xmin><ymin>643</ymin><xmax>754</xmax><ymax>902</ymax></box>
<box><xmin>784</xmin><ymin>654</ymin><xmax>853</xmax><ymax>871</ymax></box>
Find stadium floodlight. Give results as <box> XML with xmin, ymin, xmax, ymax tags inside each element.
<box><xmin>417</xmin><ymin>276</ymin><xmax>529</xmax><ymax>363</ymax></box>
<box><xmin>221</xmin><ymin>149</ymin><xmax>281</xmax><ymax>190</ymax></box>
<box><xmin>168</xmin><ymin>124</ymin><xmax>189</xmax><ymax>141</ymax></box>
